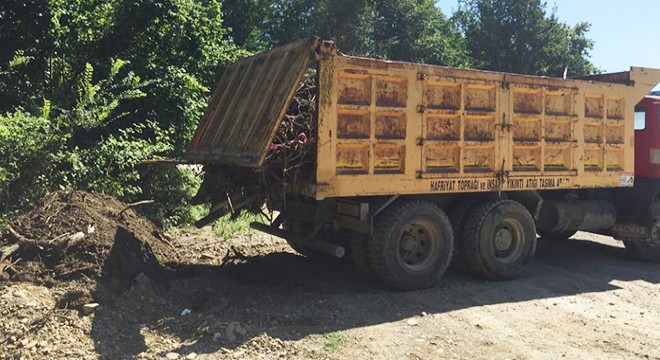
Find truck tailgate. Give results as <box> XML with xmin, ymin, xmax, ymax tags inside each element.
<box><xmin>186</xmin><ymin>37</ymin><xmax>320</xmax><ymax>167</ymax></box>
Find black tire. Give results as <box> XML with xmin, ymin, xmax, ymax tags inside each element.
<box><xmin>367</xmin><ymin>200</ymin><xmax>454</xmax><ymax>290</ymax></box>
<box><xmin>463</xmin><ymin>200</ymin><xmax>536</xmax><ymax>280</ymax></box>
<box><xmin>537</xmin><ymin>228</ymin><xmax>577</xmax><ymax>241</ymax></box>
<box><xmin>449</xmin><ymin>199</ymin><xmax>479</xmax><ymax>269</ymax></box>
<box><xmin>624</xmin><ymin>241</ymin><xmax>660</xmax><ymax>262</ymax></box>
<box><xmin>623</xmin><ymin>221</ymin><xmax>660</xmax><ymax>263</ymax></box>
<box><xmin>349</xmin><ymin>232</ymin><xmax>373</xmax><ymax>277</ymax></box>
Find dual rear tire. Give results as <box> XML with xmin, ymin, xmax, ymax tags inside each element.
<box><xmin>354</xmin><ymin>199</ymin><xmax>537</xmax><ymax>290</ymax></box>
<box><xmin>460</xmin><ymin>200</ymin><xmax>537</xmax><ymax>280</ymax></box>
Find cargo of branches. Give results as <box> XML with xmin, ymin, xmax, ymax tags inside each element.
<box><xmin>187</xmin><ymin>36</ymin><xmax>660</xmax><ymax>290</ymax></box>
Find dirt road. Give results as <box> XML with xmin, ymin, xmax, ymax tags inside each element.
<box><xmin>1</xmin><ymin>229</ymin><xmax>659</xmax><ymax>359</ymax></box>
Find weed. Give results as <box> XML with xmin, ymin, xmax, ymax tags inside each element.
<box><xmin>212</xmin><ymin>212</ymin><xmax>266</xmax><ymax>240</ymax></box>
<box><xmin>324</xmin><ymin>331</ymin><xmax>344</xmax><ymax>351</ymax></box>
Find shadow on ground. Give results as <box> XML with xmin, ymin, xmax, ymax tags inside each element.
<box><xmin>90</xmin><ymin>233</ymin><xmax>660</xmax><ymax>359</ymax></box>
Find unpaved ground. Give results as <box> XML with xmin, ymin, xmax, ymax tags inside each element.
<box><xmin>1</xmin><ymin>201</ymin><xmax>659</xmax><ymax>359</ymax></box>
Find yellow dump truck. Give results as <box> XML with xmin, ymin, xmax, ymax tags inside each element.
<box><xmin>187</xmin><ymin>37</ymin><xmax>660</xmax><ymax>290</ymax></box>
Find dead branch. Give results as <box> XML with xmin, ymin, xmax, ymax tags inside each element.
<box><xmin>153</xmin><ymin>231</ymin><xmax>181</xmax><ymax>256</ymax></box>
<box><xmin>5</xmin><ymin>226</ymin><xmax>43</xmax><ymax>250</ymax></box>
<box><xmin>48</xmin><ymin>232</ymin><xmax>73</xmax><ymax>244</ymax></box>
<box><xmin>0</xmin><ymin>243</ymin><xmax>19</xmax><ymax>262</ymax></box>
<box><xmin>119</xmin><ymin>200</ymin><xmax>155</xmax><ymax>216</ymax></box>
<box><xmin>55</xmin><ymin>264</ymin><xmax>95</xmax><ymax>278</ymax></box>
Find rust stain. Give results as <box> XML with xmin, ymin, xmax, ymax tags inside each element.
<box><xmin>338</xmin><ymin>112</ymin><xmax>370</xmax><ymax>138</ymax></box>
<box><xmin>376</xmin><ymin>78</ymin><xmax>407</xmax><ymax>107</ymax></box>
<box><xmin>427</xmin><ymin>116</ymin><xmax>459</xmax><ymax>140</ymax></box>
<box><xmin>336</xmin><ymin>143</ymin><xmax>369</xmax><ymax>174</ymax></box>
<box><xmin>585</xmin><ymin>95</ymin><xmax>604</xmax><ymax>118</ymax></box>
<box><xmin>425</xmin><ymin>85</ymin><xmax>460</xmax><ymax>110</ymax></box>
<box><xmin>606</xmin><ymin>97</ymin><xmax>625</xmax><ymax>119</ymax></box>
<box><xmin>376</xmin><ymin>113</ymin><xmax>406</xmax><ymax>139</ymax></box>
<box><xmin>425</xmin><ymin>145</ymin><xmax>459</xmax><ymax>173</ymax></box>
<box><xmin>513</xmin><ymin>90</ymin><xmax>542</xmax><ymax>114</ymax></box>
<box><xmin>374</xmin><ymin>144</ymin><xmax>405</xmax><ymax>173</ymax></box>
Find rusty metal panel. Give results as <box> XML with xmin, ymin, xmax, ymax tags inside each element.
<box><xmin>186</xmin><ymin>37</ymin><xmax>320</xmax><ymax>167</ymax></box>
<box><xmin>336</xmin><ymin>142</ymin><xmax>369</xmax><ymax>174</ymax></box>
<box><xmin>329</xmin><ymin>63</ymin><xmax>411</xmax><ymax>178</ymax></box>
<box><xmin>313</xmin><ymin>51</ymin><xmax>660</xmax><ymax>200</ymax></box>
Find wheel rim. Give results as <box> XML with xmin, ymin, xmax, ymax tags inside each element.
<box><xmin>397</xmin><ymin>221</ymin><xmax>440</xmax><ymax>271</ymax></box>
<box><xmin>492</xmin><ymin>218</ymin><xmax>525</xmax><ymax>263</ymax></box>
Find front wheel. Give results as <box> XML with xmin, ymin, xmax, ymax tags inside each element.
<box><xmin>367</xmin><ymin>200</ymin><xmax>454</xmax><ymax>290</ymax></box>
<box><xmin>462</xmin><ymin>200</ymin><xmax>537</xmax><ymax>280</ymax></box>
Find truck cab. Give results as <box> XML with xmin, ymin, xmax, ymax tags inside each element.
<box><xmin>635</xmin><ymin>94</ymin><xmax>660</xmax><ymax>179</ymax></box>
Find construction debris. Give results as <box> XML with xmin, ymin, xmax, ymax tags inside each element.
<box><xmin>191</xmin><ymin>70</ymin><xmax>318</xmax><ymax>224</ymax></box>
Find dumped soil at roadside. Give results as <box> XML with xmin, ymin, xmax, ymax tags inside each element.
<box><xmin>1</xmin><ymin>192</ymin><xmax>658</xmax><ymax>359</ymax></box>
<box><xmin>0</xmin><ymin>191</ymin><xmax>175</xmax><ymax>285</ymax></box>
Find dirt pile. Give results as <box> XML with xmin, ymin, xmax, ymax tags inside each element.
<box><xmin>0</xmin><ymin>191</ymin><xmax>174</xmax><ymax>285</ymax></box>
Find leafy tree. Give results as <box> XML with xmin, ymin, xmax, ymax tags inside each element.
<box><xmin>0</xmin><ymin>0</ymin><xmax>246</xmax><ymax>226</ymax></box>
<box><xmin>455</xmin><ymin>0</ymin><xmax>599</xmax><ymax>76</ymax></box>
<box><xmin>371</xmin><ymin>0</ymin><xmax>469</xmax><ymax>66</ymax></box>
<box><xmin>221</xmin><ymin>0</ymin><xmax>470</xmax><ymax>67</ymax></box>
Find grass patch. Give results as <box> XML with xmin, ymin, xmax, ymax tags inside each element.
<box><xmin>212</xmin><ymin>211</ymin><xmax>266</xmax><ymax>239</ymax></box>
<box><xmin>324</xmin><ymin>331</ymin><xmax>344</xmax><ymax>351</ymax></box>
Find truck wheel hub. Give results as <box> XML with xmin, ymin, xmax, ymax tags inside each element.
<box><xmin>401</xmin><ymin>233</ymin><xmax>417</xmax><ymax>252</ymax></box>
<box><xmin>494</xmin><ymin>228</ymin><xmax>513</xmax><ymax>251</ymax></box>
<box><xmin>399</xmin><ymin>223</ymin><xmax>436</xmax><ymax>268</ymax></box>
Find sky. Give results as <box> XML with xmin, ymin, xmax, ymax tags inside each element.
<box><xmin>437</xmin><ymin>0</ymin><xmax>660</xmax><ymax>90</ymax></box>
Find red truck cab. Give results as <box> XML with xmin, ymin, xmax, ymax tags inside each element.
<box><xmin>635</xmin><ymin>94</ymin><xmax>660</xmax><ymax>179</ymax></box>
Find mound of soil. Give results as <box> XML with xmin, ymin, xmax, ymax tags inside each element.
<box><xmin>0</xmin><ymin>191</ymin><xmax>174</xmax><ymax>285</ymax></box>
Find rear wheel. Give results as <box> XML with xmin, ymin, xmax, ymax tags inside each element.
<box><xmin>367</xmin><ymin>200</ymin><xmax>454</xmax><ymax>290</ymax></box>
<box><xmin>449</xmin><ymin>199</ymin><xmax>479</xmax><ymax>269</ymax></box>
<box><xmin>462</xmin><ymin>200</ymin><xmax>536</xmax><ymax>280</ymax></box>
<box><xmin>624</xmin><ymin>221</ymin><xmax>660</xmax><ymax>263</ymax></box>
<box><xmin>537</xmin><ymin>228</ymin><xmax>577</xmax><ymax>241</ymax></box>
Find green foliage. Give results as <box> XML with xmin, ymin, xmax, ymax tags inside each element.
<box><xmin>323</xmin><ymin>331</ymin><xmax>344</xmax><ymax>350</ymax></box>
<box><xmin>0</xmin><ymin>0</ymin><xmax>246</xmax><ymax>227</ymax></box>
<box><xmin>139</xmin><ymin>166</ymin><xmax>208</xmax><ymax>229</ymax></box>
<box><xmin>370</xmin><ymin>0</ymin><xmax>469</xmax><ymax>66</ymax></box>
<box><xmin>221</xmin><ymin>0</ymin><xmax>471</xmax><ymax>67</ymax></box>
<box><xmin>0</xmin><ymin>62</ymin><xmax>165</xmax><ymax>218</ymax></box>
<box><xmin>213</xmin><ymin>212</ymin><xmax>265</xmax><ymax>240</ymax></box>
<box><xmin>455</xmin><ymin>0</ymin><xmax>599</xmax><ymax>76</ymax></box>
<box><xmin>0</xmin><ymin>107</ymin><xmax>65</xmax><ymax>215</ymax></box>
